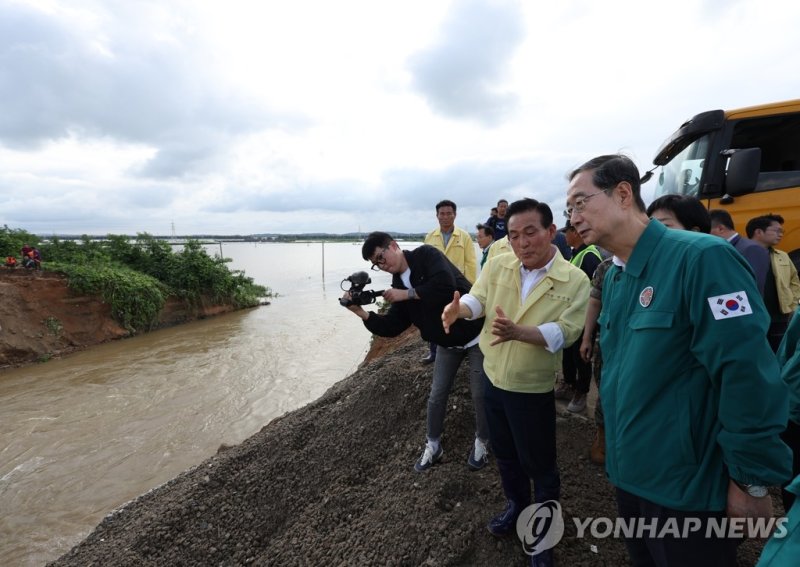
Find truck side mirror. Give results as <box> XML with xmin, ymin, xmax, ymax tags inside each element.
<box><xmin>724</xmin><ymin>147</ymin><xmax>761</xmax><ymax>196</ymax></box>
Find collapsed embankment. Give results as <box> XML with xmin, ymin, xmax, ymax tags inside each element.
<box><xmin>47</xmin><ymin>330</ymin><xmax>773</xmax><ymax>566</ymax></box>
<box><xmin>0</xmin><ymin>270</ymin><xmax>237</xmax><ymax>368</ymax></box>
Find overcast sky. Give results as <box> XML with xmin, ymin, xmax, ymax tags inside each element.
<box><xmin>1</xmin><ymin>0</ymin><xmax>799</xmax><ymax>236</ymax></box>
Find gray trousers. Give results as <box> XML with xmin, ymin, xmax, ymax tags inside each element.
<box><xmin>427</xmin><ymin>343</ymin><xmax>489</xmax><ymax>443</ymax></box>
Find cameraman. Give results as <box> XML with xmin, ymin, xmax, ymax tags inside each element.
<box><xmin>342</xmin><ymin>231</ymin><xmax>488</xmax><ymax>473</ymax></box>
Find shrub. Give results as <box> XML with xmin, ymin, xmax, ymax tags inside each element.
<box><xmin>47</xmin><ymin>262</ymin><xmax>167</xmax><ymax>333</ymax></box>
<box><xmin>0</xmin><ymin>225</ymin><xmax>39</xmax><ymax>258</ymax></box>
<box><xmin>11</xmin><ymin>229</ymin><xmax>269</xmax><ymax>331</ymax></box>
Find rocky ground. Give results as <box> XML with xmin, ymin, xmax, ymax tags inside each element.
<box><xmin>50</xmin><ymin>332</ymin><xmax>776</xmax><ymax>566</ymax></box>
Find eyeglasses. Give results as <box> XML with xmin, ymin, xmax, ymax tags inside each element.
<box><xmin>765</xmin><ymin>227</ymin><xmax>785</xmax><ymax>235</ymax></box>
<box><xmin>564</xmin><ymin>191</ymin><xmax>606</xmax><ymax>219</ymax></box>
<box><xmin>370</xmin><ymin>246</ymin><xmax>390</xmax><ymax>271</ymax></box>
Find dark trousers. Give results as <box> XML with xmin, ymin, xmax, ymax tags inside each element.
<box><xmin>483</xmin><ymin>373</ymin><xmax>560</xmax><ymax>505</ymax></box>
<box><xmin>615</xmin><ymin>488</ymin><xmax>737</xmax><ymax>567</ymax></box>
<box><xmin>768</xmin><ymin>320</ymin><xmax>789</xmax><ymax>353</ymax></box>
<box><xmin>562</xmin><ymin>337</ymin><xmax>591</xmax><ymax>394</ymax></box>
<box><xmin>427</xmin><ymin>340</ymin><xmax>437</xmax><ymax>359</ymax></box>
<box><xmin>593</xmin><ymin>342</ymin><xmax>604</xmax><ymax>426</ymax></box>
<box><xmin>781</xmin><ymin>419</ymin><xmax>800</xmax><ymax>511</ymax></box>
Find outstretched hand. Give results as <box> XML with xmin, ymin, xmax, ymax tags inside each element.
<box><xmin>490</xmin><ymin>305</ymin><xmax>519</xmax><ymax>346</ymax></box>
<box><xmin>441</xmin><ymin>291</ymin><xmax>461</xmax><ymax>334</ymax></box>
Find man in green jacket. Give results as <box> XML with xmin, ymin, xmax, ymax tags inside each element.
<box><xmin>566</xmin><ymin>154</ymin><xmax>791</xmax><ymax>566</ymax></box>
<box><xmin>757</xmin><ymin>309</ymin><xmax>800</xmax><ymax>566</ymax></box>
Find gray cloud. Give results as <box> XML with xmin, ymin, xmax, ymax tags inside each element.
<box><xmin>0</xmin><ymin>3</ymin><xmax>301</xmax><ymax>179</ymax></box>
<box><xmin>407</xmin><ymin>0</ymin><xmax>525</xmax><ymax>126</ymax></box>
<box><xmin>207</xmin><ymin>178</ymin><xmax>378</xmax><ymax>214</ymax></box>
<box><xmin>204</xmin><ymin>157</ymin><xmax>572</xmax><ymax>221</ymax></box>
<box><xmin>382</xmin><ymin>158</ymin><xmax>570</xmax><ymax>209</ymax></box>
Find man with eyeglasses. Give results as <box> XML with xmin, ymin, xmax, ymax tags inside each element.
<box><xmin>442</xmin><ymin>198</ymin><xmax>589</xmax><ymax>567</ymax></box>
<box><xmin>341</xmin><ymin>232</ymin><xmax>489</xmax><ymax>473</ymax></box>
<box><xmin>747</xmin><ymin>213</ymin><xmax>800</xmax><ymax>351</ymax></box>
<box><xmin>565</xmin><ymin>154</ymin><xmax>791</xmax><ymax>567</ymax></box>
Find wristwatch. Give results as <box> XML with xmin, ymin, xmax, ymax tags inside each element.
<box><xmin>734</xmin><ymin>480</ymin><xmax>769</xmax><ymax>498</ymax></box>
<box><xmin>407</xmin><ymin>288</ymin><xmax>416</xmax><ymax>300</ymax></box>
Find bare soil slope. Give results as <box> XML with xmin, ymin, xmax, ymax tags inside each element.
<box><xmin>0</xmin><ymin>270</ymin><xmax>236</xmax><ymax>368</ymax></box>
<box><xmin>50</xmin><ymin>335</ymin><xmax>772</xmax><ymax>566</ymax></box>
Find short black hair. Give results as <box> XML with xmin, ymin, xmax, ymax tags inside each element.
<box><xmin>476</xmin><ymin>223</ymin><xmax>494</xmax><ymax>238</ymax></box>
<box><xmin>746</xmin><ymin>214</ymin><xmax>785</xmax><ymax>238</ymax></box>
<box><xmin>436</xmin><ymin>199</ymin><xmax>457</xmax><ymax>212</ymax></box>
<box><xmin>709</xmin><ymin>209</ymin><xmax>735</xmax><ymax>231</ymax></box>
<box><xmin>497</xmin><ymin>199</ymin><xmax>508</xmax><ymax>206</ymax></box>
<box><xmin>506</xmin><ymin>198</ymin><xmax>553</xmax><ymax>229</ymax></box>
<box><xmin>361</xmin><ymin>231</ymin><xmax>393</xmax><ymax>261</ymax></box>
<box><xmin>646</xmin><ymin>195</ymin><xmax>711</xmax><ymax>233</ymax></box>
<box><xmin>569</xmin><ymin>154</ymin><xmax>646</xmax><ymax>212</ymax></box>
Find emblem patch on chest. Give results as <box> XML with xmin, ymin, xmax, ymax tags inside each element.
<box><xmin>707</xmin><ymin>291</ymin><xmax>752</xmax><ymax>320</ymax></box>
<box><xmin>639</xmin><ymin>286</ymin><xmax>654</xmax><ymax>308</ymax></box>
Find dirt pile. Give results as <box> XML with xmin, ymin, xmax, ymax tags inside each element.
<box><xmin>49</xmin><ymin>335</ymin><xmax>773</xmax><ymax>566</ymax></box>
<box><xmin>0</xmin><ymin>270</ymin><xmax>236</xmax><ymax>368</ymax></box>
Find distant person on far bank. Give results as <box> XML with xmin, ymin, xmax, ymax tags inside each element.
<box><xmin>709</xmin><ymin>209</ymin><xmax>769</xmax><ymax>296</ymax></box>
<box><xmin>747</xmin><ymin>213</ymin><xmax>800</xmax><ymax>351</ymax></box>
<box><xmin>341</xmin><ymin>232</ymin><xmax>490</xmax><ymax>473</ymax></box>
<box><xmin>422</xmin><ymin>199</ymin><xmax>477</xmax><ymax>365</ymax></box>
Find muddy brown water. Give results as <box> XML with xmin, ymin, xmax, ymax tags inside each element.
<box><xmin>0</xmin><ymin>242</ymin><xmax>405</xmax><ymax>566</ymax></box>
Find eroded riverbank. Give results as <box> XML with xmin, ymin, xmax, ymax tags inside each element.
<box><xmin>0</xmin><ymin>270</ymin><xmax>238</xmax><ymax>369</ymax></box>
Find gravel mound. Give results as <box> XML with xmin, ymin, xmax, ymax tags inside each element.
<box><xmin>50</xmin><ymin>339</ymin><xmax>771</xmax><ymax>566</ymax></box>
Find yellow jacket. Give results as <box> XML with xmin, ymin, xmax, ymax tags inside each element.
<box><xmin>424</xmin><ymin>225</ymin><xmax>477</xmax><ymax>284</ymax></box>
<box><xmin>486</xmin><ymin>235</ymin><xmax>512</xmax><ymax>261</ymax></box>
<box><xmin>771</xmin><ymin>248</ymin><xmax>800</xmax><ymax>315</ymax></box>
<box><xmin>470</xmin><ymin>250</ymin><xmax>590</xmax><ymax>393</ymax></box>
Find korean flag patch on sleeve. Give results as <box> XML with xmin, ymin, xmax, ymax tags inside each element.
<box><xmin>707</xmin><ymin>291</ymin><xmax>752</xmax><ymax>320</ymax></box>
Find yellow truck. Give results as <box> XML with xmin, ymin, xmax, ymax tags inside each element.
<box><xmin>650</xmin><ymin>99</ymin><xmax>800</xmax><ymax>267</ymax></box>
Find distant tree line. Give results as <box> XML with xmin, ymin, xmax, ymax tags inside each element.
<box><xmin>35</xmin><ymin>232</ymin><xmax>430</xmax><ymax>243</ymax></box>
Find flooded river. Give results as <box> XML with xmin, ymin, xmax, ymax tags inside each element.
<box><xmin>0</xmin><ymin>241</ymin><xmax>401</xmax><ymax>566</ymax></box>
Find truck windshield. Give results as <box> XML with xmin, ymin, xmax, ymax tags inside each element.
<box><xmin>653</xmin><ymin>134</ymin><xmax>712</xmax><ymax>197</ymax></box>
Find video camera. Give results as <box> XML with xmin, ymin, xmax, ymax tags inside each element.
<box><xmin>339</xmin><ymin>271</ymin><xmax>385</xmax><ymax>307</ymax></box>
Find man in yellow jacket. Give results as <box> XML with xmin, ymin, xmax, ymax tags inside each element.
<box><xmin>442</xmin><ymin>198</ymin><xmax>590</xmax><ymax>567</ymax></box>
<box><xmin>424</xmin><ymin>199</ymin><xmax>477</xmax><ymax>283</ymax></box>
<box><xmin>747</xmin><ymin>213</ymin><xmax>800</xmax><ymax>351</ymax></box>
<box><xmin>422</xmin><ymin>199</ymin><xmax>477</xmax><ymax>363</ymax></box>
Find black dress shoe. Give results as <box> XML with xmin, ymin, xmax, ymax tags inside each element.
<box><xmin>530</xmin><ymin>548</ymin><xmax>555</xmax><ymax>567</ymax></box>
<box><xmin>487</xmin><ymin>500</ymin><xmax>527</xmax><ymax>537</ymax></box>
<box><xmin>421</xmin><ymin>354</ymin><xmax>435</xmax><ymax>364</ymax></box>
